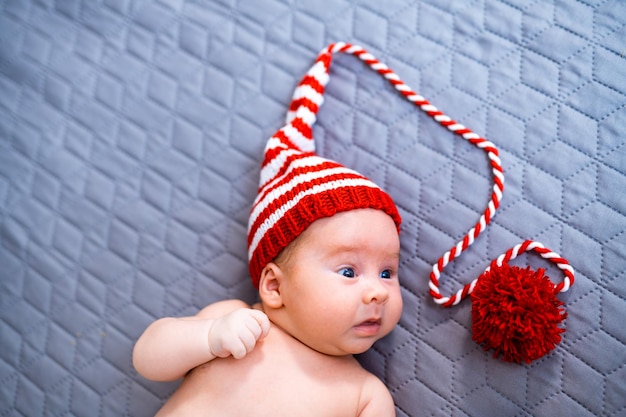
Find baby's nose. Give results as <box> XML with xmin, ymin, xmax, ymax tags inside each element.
<box><xmin>363</xmin><ymin>277</ymin><xmax>389</xmax><ymax>304</ymax></box>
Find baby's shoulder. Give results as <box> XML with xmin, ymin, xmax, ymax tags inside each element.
<box><xmin>357</xmin><ymin>371</ymin><xmax>395</xmax><ymax>416</ymax></box>
<box><xmin>195</xmin><ymin>299</ymin><xmax>252</xmax><ymax>319</ymax></box>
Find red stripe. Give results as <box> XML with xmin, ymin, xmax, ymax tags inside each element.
<box><xmin>260</xmin><ymin>131</ymin><xmax>293</xmax><ymax>169</ymax></box>
<box><xmin>429</xmin><ymin>272</ymin><xmax>440</xmax><ymax>288</ymax></box>
<box><xmin>491</xmin><ymin>193</ymin><xmax>500</xmax><ymax>210</ymax></box>
<box><xmin>442</xmin><ymin>296</ymin><xmax>456</xmax><ymax>307</ymax></box>
<box><xmin>440</xmin><ymin>120</ymin><xmax>455</xmax><ymax>127</ymax></box>
<box><xmin>317</xmin><ymin>52</ymin><xmax>332</xmax><ymax>70</ymax></box>
<box><xmin>259</xmin><ymin>130</ymin><xmax>311</xmax><ymax>185</ymax></box>
<box><xmin>553</xmin><ymin>282</ymin><xmax>564</xmax><ymax>294</ymax></box>
<box><xmin>254</xmin><ymin>158</ymin><xmax>341</xmax><ymax>211</ymax></box>
<box><xmin>299</xmin><ymin>74</ymin><xmax>325</xmax><ymax>94</ymax></box>
<box><xmin>248</xmin><ymin>171</ymin><xmax>369</xmax><ymax>245</ymax></box>
<box><xmin>338</xmin><ymin>43</ymin><xmax>352</xmax><ymax>53</ymax></box>
<box><xmin>460</xmin><ymin>284</ymin><xmax>470</xmax><ymax>300</ymax></box>
<box><xmin>490</xmin><ymin>160</ymin><xmax>502</xmax><ymax>171</ymax></box>
<box><xmin>288</xmin><ymin>54</ymin><xmax>329</xmax><ymax>115</ymax></box>
<box><xmin>473</xmin><ymin>222</ymin><xmax>482</xmax><ymax>239</ymax></box>
<box><xmin>290</xmin><ymin>117</ymin><xmax>313</xmax><ymax>140</ymax></box>
<box><xmin>493</xmin><ymin>175</ymin><xmax>504</xmax><ymax>191</ymax></box>
<box><xmin>449</xmin><ymin>245</ymin><xmax>457</xmax><ymax>261</ymax></box>
<box><xmin>288</xmin><ymin>97</ymin><xmax>319</xmax><ymax>115</ymax></box>
<box><xmin>548</xmin><ymin>257</ymin><xmax>568</xmax><ymax>264</ymax></box>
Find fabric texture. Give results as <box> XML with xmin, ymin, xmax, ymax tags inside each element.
<box><xmin>1</xmin><ymin>1</ymin><xmax>625</xmax><ymax>416</ymax></box>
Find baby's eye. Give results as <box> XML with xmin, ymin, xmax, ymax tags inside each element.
<box><xmin>380</xmin><ymin>269</ymin><xmax>392</xmax><ymax>279</ymax></box>
<box><xmin>338</xmin><ymin>267</ymin><xmax>356</xmax><ymax>278</ymax></box>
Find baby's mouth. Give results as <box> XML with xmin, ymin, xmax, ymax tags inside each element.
<box><xmin>353</xmin><ymin>319</ymin><xmax>382</xmax><ymax>336</ymax></box>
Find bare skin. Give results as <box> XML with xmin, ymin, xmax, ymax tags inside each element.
<box><xmin>133</xmin><ymin>209</ymin><xmax>402</xmax><ymax>416</ymax></box>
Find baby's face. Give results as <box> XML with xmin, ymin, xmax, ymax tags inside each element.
<box><xmin>274</xmin><ymin>208</ymin><xmax>403</xmax><ymax>356</ymax></box>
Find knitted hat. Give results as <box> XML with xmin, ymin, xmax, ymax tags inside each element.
<box><xmin>247</xmin><ymin>47</ymin><xmax>401</xmax><ymax>289</ymax></box>
<box><xmin>249</xmin><ymin>42</ymin><xmax>576</xmax><ymax>364</ymax></box>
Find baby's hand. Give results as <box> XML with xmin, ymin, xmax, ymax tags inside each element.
<box><xmin>208</xmin><ymin>308</ymin><xmax>271</xmax><ymax>359</ymax></box>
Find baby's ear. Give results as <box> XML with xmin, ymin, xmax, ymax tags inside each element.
<box><xmin>259</xmin><ymin>262</ymin><xmax>284</xmax><ymax>309</ymax></box>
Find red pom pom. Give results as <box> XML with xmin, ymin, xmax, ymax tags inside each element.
<box><xmin>471</xmin><ymin>262</ymin><xmax>567</xmax><ymax>363</ymax></box>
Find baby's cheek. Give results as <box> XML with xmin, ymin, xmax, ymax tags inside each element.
<box><xmin>388</xmin><ymin>295</ymin><xmax>404</xmax><ymax>327</ymax></box>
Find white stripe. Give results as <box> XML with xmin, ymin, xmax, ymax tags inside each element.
<box><xmin>451</xmin><ymin>289</ymin><xmax>464</xmax><ymax>305</ymax></box>
<box><xmin>254</xmin><ymin>156</ymin><xmax>345</xmax><ymax>218</ymax></box>
<box><xmin>286</xmin><ymin>85</ymin><xmax>325</xmax><ymax>125</ymax></box>
<box><xmin>449</xmin><ymin>123</ymin><xmax>464</xmax><ymax>131</ymax></box>
<box><xmin>371</xmin><ymin>62</ymin><xmax>388</xmax><ymax>71</ymax></box>
<box><xmin>331</xmin><ymin>42</ymin><xmax>348</xmax><ymax>52</ymax></box>
<box><xmin>433</xmin><ymin>296</ymin><xmax>450</xmax><ymax>305</ymax></box>
<box><xmin>493</xmin><ymin>184</ymin><xmax>503</xmax><ymax>200</ymax></box>
<box><xmin>293</xmin><ymin>106</ymin><xmax>317</xmax><ymax>127</ymax></box>
<box><xmin>248</xmin><ymin>178</ymin><xmax>381</xmax><ymax>259</ymax></box>
<box><xmin>479</xmin><ymin>214</ymin><xmax>486</xmax><ymax>231</ymax></box>
<box><xmin>346</xmin><ymin>44</ymin><xmax>362</xmax><ymax>54</ymax></box>
<box><xmin>477</xmin><ymin>140</ymin><xmax>496</xmax><ymax>150</ymax></box>
<box><xmin>282</xmin><ymin>123</ymin><xmax>315</xmax><ymax>152</ymax></box>
<box><xmin>463</xmin><ymin>132</ymin><xmax>480</xmax><ymax>140</ymax></box>
<box><xmin>493</xmin><ymin>170</ymin><xmax>504</xmax><ymax>185</ymax></box>
<box><xmin>468</xmin><ymin>279</ymin><xmax>478</xmax><ymax>294</ymax></box>
<box><xmin>291</xmin><ymin>84</ymin><xmax>325</xmax><ymax>106</ymax></box>
<box><xmin>258</xmin><ymin>144</ymin><xmax>300</xmax><ymax>188</ymax></box>
<box><xmin>286</xmin><ymin>106</ymin><xmax>320</xmax><ymax>127</ymax></box>
<box><xmin>467</xmin><ymin>228</ymin><xmax>475</xmax><ymax>245</ymax></box>
<box><xmin>491</xmin><ymin>154</ymin><xmax>503</xmax><ymax>169</ymax></box>
<box><xmin>263</xmin><ymin>135</ymin><xmax>290</xmax><ymax>152</ymax></box>
<box><xmin>395</xmin><ymin>84</ymin><xmax>411</xmax><ymax>92</ymax></box>
<box><xmin>250</xmin><ymin>163</ymin><xmax>367</xmax><ymax>232</ymax></box>
<box><xmin>287</xmin><ymin>62</ymin><xmax>328</xmax><ymax>121</ymax></box>
<box><xmin>308</xmin><ymin>60</ymin><xmax>330</xmax><ymax>88</ymax></box>
<box><xmin>359</xmin><ymin>52</ymin><xmax>375</xmax><ymax>62</ymax></box>
<box><xmin>455</xmin><ymin>240</ymin><xmax>464</xmax><ymax>255</ymax></box>
<box><xmin>255</xmin><ymin>155</ymin><xmax>330</xmax><ymax>207</ymax></box>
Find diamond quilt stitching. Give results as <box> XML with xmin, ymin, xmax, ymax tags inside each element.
<box><xmin>1</xmin><ymin>0</ymin><xmax>625</xmax><ymax>416</ymax></box>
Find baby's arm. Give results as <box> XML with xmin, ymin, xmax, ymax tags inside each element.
<box><xmin>132</xmin><ymin>300</ymin><xmax>270</xmax><ymax>382</ymax></box>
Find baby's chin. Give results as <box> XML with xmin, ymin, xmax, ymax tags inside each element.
<box><xmin>316</xmin><ymin>338</ymin><xmax>382</xmax><ymax>357</ymax></box>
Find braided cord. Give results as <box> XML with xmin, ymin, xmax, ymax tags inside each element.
<box><xmin>487</xmin><ymin>240</ymin><xmax>575</xmax><ymax>294</ymax></box>
<box><xmin>324</xmin><ymin>42</ymin><xmax>503</xmax><ymax>306</ymax></box>
<box><xmin>288</xmin><ymin>42</ymin><xmax>573</xmax><ymax>307</ymax></box>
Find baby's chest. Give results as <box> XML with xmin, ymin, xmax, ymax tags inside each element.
<box><xmin>184</xmin><ymin>343</ymin><xmax>364</xmax><ymax>416</ymax></box>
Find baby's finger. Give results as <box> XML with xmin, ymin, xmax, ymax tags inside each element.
<box><xmin>229</xmin><ymin>331</ymin><xmax>258</xmax><ymax>359</ymax></box>
<box><xmin>248</xmin><ymin>310</ymin><xmax>271</xmax><ymax>339</ymax></box>
<box><xmin>240</xmin><ymin>327</ymin><xmax>261</xmax><ymax>352</ymax></box>
<box><xmin>243</xmin><ymin>317</ymin><xmax>264</xmax><ymax>341</ymax></box>
<box><xmin>229</xmin><ymin>339</ymin><xmax>248</xmax><ymax>359</ymax></box>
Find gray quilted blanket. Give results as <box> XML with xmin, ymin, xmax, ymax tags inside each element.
<box><xmin>1</xmin><ymin>1</ymin><xmax>625</xmax><ymax>416</ymax></box>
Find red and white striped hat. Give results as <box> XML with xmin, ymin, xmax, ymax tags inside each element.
<box><xmin>247</xmin><ymin>47</ymin><xmax>401</xmax><ymax>289</ymax></box>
